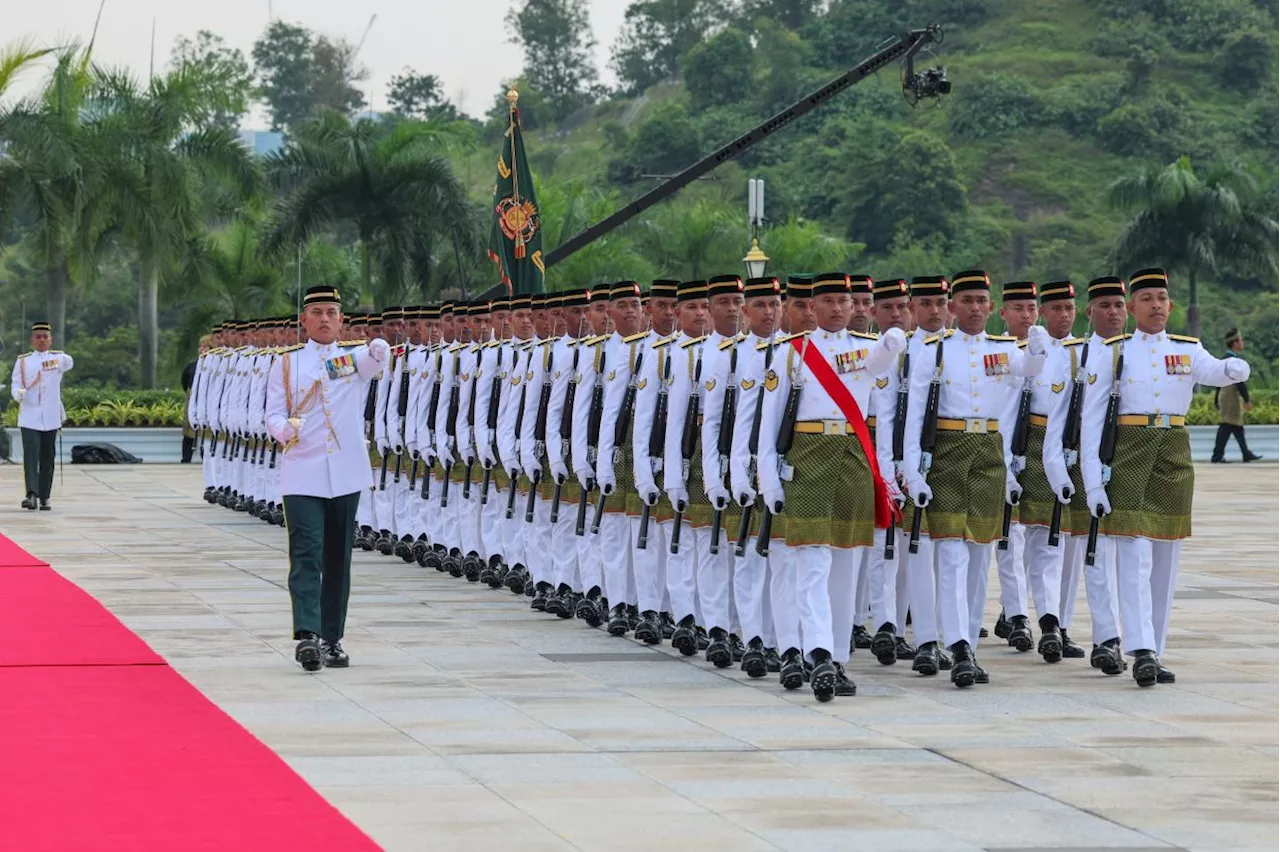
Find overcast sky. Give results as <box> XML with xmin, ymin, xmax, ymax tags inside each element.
<box><xmin>5</xmin><ymin>0</ymin><xmax>633</xmax><ymax>122</ymax></box>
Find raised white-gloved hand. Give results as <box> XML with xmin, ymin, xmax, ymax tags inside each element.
<box><xmin>1088</xmin><ymin>487</ymin><xmax>1111</xmax><ymax>518</ymax></box>
<box><xmin>907</xmin><ymin>478</ymin><xmax>932</xmax><ymax>508</ymax></box>
<box><xmin>597</xmin><ymin>469</ymin><xmax>616</xmax><ymax>495</ymax></box>
<box><xmin>1225</xmin><ymin>357</ymin><xmax>1251</xmax><ymax>382</ymax></box>
<box><xmin>14</xmin><ymin>388</ymin><xmax>25</xmax><ymax>403</ymax></box>
<box><xmin>1046</xmin><ymin>466</ymin><xmax>1074</xmax><ymax>503</ymax></box>
<box><xmin>667</xmin><ymin>486</ymin><xmax>689</xmax><ymax>513</ymax></box>
<box><xmin>1005</xmin><ymin>474</ymin><xmax>1022</xmax><ymax>506</ymax></box>
<box><xmin>550</xmin><ymin>460</ymin><xmax>569</xmax><ymax>484</ymax></box>
<box><xmin>881</xmin><ymin>326</ymin><xmax>907</xmax><ymax>354</ymax></box>
<box><xmin>737</xmin><ymin>486</ymin><xmax>758</xmax><ymax>507</ymax></box>
<box><xmin>1026</xmin><ymin>325</ymin><xmax>1049</xmax><ymax>356</ymax></box>
<box><xmin>368</xmin><ymin>338</ymin><xmax>391</xmax><ymax>363</ymax></box>
<box><xmin>763</xmin><ymin>486</ymin><xmax>785</xmax><ymax>514</ymax></box>
<box><xmin>707</xmin><ymin>484</ymin><xmax>731</xmax><ymax>510</ymax></box>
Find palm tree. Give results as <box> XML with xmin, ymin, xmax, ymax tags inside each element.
<box><xmin>538</xmin><ymin>179</ymin><xmax>655</xmax><ymax>288</ymax></box>
<box><xmin>0</xmin><ymin>45</ymin><xmax>113</xmax><ymax>344</ymax></box>
<box><xmin>262</xmin><ymin>111</ymin><xmax>478</xmax><ymax>306</ymax></box>
<box><xmin>1107</xmin><ymin>157</ymin><xmax>1278</xmax><ymax>338</ymax></box>
<box><xmin>633</xmin><ymin>198</ymin><xmax>742</xmax><ymax>280</ymax></box>
<box><xmin>96</xmin><ymin>64</ymin><xmax>259</xmax><ymax>387</ymax></box>
<box><xmin>0</xmin><ymin>38</ymin><xmax>53</xmax><ymax>100</ymax></box>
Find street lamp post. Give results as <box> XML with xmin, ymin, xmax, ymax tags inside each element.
<box><xmin>744</xmin><ymin>178</ymin><xmax>769</xmax><ymax>278</ymax></box>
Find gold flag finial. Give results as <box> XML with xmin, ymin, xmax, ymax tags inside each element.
<box><xmin>506</xmin><ymin>87</ymin><xmax>519</xmax><ymax>108</ymax></box>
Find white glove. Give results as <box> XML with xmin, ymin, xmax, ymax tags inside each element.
<box><xmin>1224</xmin><ymin>357</ymin><xmax>1251</xmax><ymax>382</ymax></box>
<box><xmin>575</xmin><ymin>467</ymin><xmax>594</xmax><ymax>490</ymax></box>
<box><xmin>14</xmin><ymin>388</ymin><xmax>25</xmax><ymax>403</ymax></box>
<box><xmin>392</xmin><ymin>440</ymin><xmax>405</xmax><ymax>455</ymax></box>
<box><xmin>1088</xmin><ymin>487</ymin><xmax>1111</xmax><ymax>518</ymax></box>
<box><xmin>1005</xmin><ymin>474</ymin><xmax>1022</xmax><ymax>506</ymax></box>
<box><xmin>907</xmin><ymin>478</ymin><xmax>932</xmax><ymax>508</ymax></box>
<box><xmin>550</xmin><ymin>460</ymin><xmax>568</xmax><ymax>484</ymax></box>
<box><xmin>524</xmin><ymin>463</ymin><xmax>541</xmax><ymax>485</ymax></box>
<box><xmin>737</xmin><ymin>486</ymin><xmax>758</xmax><ymax>507</ymax></box>
<box><xmin>707</xmin><ymin>484</ymin><xmax>731</xmax><ymax>510</ymax></box>
<box><xmin>639</xmin><ymin>486</ymin><xmax>659</xmax><ymax>507</ymax></box>
<box><xmin>597</xmin><ymin>469</ymin><xmax>616</xmax><ymax>495</ymax></box>
<box><xmin>480</xmin><ymin>446</ymin><xmax>496</xmax><ymax>468</ymax></box>
<box><xmin>1046</xmin><ymin>467</ymin><xmax>1074</xmax><ymax>503</ymax></box>
<box><xmin>667</xmin><ymin>486</ymin><xmax>689</xmax><ymax>512</ymax></box>
<box><xmin>377</xmin><ymin>437</ymin><xmax>390</xmax><ymax>454</ymax></box>
<box><xmin>763</xmin><ymin>486</ymin><xmax>785</xmax><ymax>514</ymax></box>
<box><xmin>886</xmin><ymin>477</ymin><xmax>905</xmax><ymax>507</ymax></box>
<box><xmin>437</xmin><ymin>446</ymin><xmax>454</xmax><ymax>468</ymax></box>
<box><xmin>1026</xmin><ymin>325</ymin><xmax>1048</xmax><ymax>356</ymax></box>
<box><xmin>881</xmin><ymin>326</ymin><xmax>907</xmax><ymax>354</ymax></box>
<box><xmin>368</xmin><ymin>338</ymin><xmax>391</xmax><ymax>363</ymax></box>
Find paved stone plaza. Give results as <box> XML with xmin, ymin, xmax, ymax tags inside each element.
<box><xmin>3</xmin><ymin>462</ymin><xmax>1276</xmax><ymax>852</ymax></box>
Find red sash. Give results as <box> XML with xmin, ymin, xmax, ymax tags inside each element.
<box><xmin>792</xmin><ymin>336</ymin><xmax>899</xmax><ymax>529</ymax></box>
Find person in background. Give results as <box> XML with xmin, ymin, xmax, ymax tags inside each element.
<box><xmin>1211</xmin><ymin>328</ymin><xmax>1261</xmax><ymax>463</ymax></box>
<box><xmin>11</xmin><ymin>321</ymin><xmax>73</xmax><ymax>510</ymax></box>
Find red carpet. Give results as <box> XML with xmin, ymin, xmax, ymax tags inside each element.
<box><xmin>0</xmin><ymin>535</ymin><xmax>380</xmax><ymax>851</ymax></box>
<box><xmin>0</xmin><ymin>567</ymin><xmax>164</xmax><ymax>667</ymax></box>
<box><xmin>0</xmin><ymin>532</ymin><xmax>49</xmax><ymax>567</ymax></box>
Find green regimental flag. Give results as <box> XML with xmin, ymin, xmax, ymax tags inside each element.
<box><xmin>487</xmin><ymin>88</ymin><xmax>545</xmax><ymax>295</ymax></box>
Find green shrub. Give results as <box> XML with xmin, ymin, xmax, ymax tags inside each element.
<box><xmin>1187</xmin><ymin>390</ymin><xmax>1279</xmax><ymax>425</ymax></box>
<box><xmin>1</xmin><ymin>390</ymin><xmax>187</xmax><ymax>428</ymax></box>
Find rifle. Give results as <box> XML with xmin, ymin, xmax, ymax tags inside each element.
<box><xmin>592</xmin><ymin>342</ymin><xmax>644</xmax><ymax>534</ymax></box>
<box><xmin>638</xmin><ymin>345</ymin><xmax>673</xmax><ymax>550</ymax></box>
<box><xmin>735</xmin><ymin>340</ymin><xmax>775</xmax><ymax>557</ymax></box>
<box><xmin>550</xmin><ymin>337</ymin><xmax>582</xmax><ymax>522</ymax></box>
<box><xmin>506</xmin><ymin>347</ymin><xmax>531</xmax><ymax>519</ymax></box>
<box><xmin>377</xmin><ymin>351</ymin><xmax>393</xmax><ymax>490</ymax></box>
<box><xmin>462</xmin><ymin>347</ymin><xmax>481</xmax><ymax>499</ymax></box>
<box><xmin>1049</xmin><ymin>340</ymin><xmax>1088</xmax><ymax>546</ymax></box>
<box><xmin>440</xmin><ymin>349</ymin><xmax>461</xmax><ymax>509</ymax></box>
<box><xmin>420</xmin><ymin>348</ymin><xmax>443</xmax><ymax>501</ymax></box>
<box><xmin>576</xmin><ymin>340</ymin><xmax>606</xmax><ymax>536</ymax></box>
<box><xmin>756</xmin><ymin>341</ymin><xmax>801</xmax><ymax>557</ymax></box>
<box><xmin>670</xmin><ymin>341</ymin><xmax>705</xmax><ymax>555</ymax></box>
<box><xmin>884</xmin><ymin>349</ymin><xmax>910</xmax><ymax>559</ymax></box>
<box><xmin>481</xmin><ymin>341</ymin><xmax>505</xmax><ymax>506</ymax></box>
<box><xmin>408</xmin><ymin>347</ymin><xmax>421</xmax><ymax>491</ymax></box>
<box><xmin>525</xmin><ymin>343</ymin><xmax>554</xmax><ymax>523</ymax></box>
<box><xmin>999</xmin><ymin>371</ymin><xmax>1034</xmax><ymax>550</ymax></box>
<box><xmin>1086</xmin><ymin>345</ymin><xmax>1123</xmax><ymax>566</ymax></box>
<box><xmin>393</xmin><ymin>361</ymin><xmax>410</xmax><ymax>484</ymax></box>
<box><xmin>709</xmin><ymin>335</ymin><xmax>740</xmax><ymax>555</ymax></box>
<box><xmin>909</xmin><ymin>332</ymin><xmax>945</xmax><ymax>554</ymax></box>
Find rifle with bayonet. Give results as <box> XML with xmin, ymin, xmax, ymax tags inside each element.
<box><xmin>393</xmin><ymin>361</ymin><xmax>410</xmax><ymax>484</ymax></box>
<box><xmin>420</xmin><ymin>348</ymin><xmax>443</xmax><ymax>501</ymax></box>
<box><xmin>884</xmin><ymin>349</ymin><xmax>909</xmax><ymax>559</ymax></box>
<box><xmin>638</xmin><ymin>345</ymin><xmax>672</xmax><ymax>550</ymax></box>
<box><xmin>1049</xmin><ymin>340</ymin><xmax>1088</xmax><ymax>546</ymax></box>
<box><xmin>506</xmin><ymin>347</ymin><xmax>531</xmax><ymax>519</ymax></box>
<box><xmin>440</xmin><ymin>349</ymin><xmax>461</xmax><ymax>509</ymax></box>
<box><xmin>550</xmin><ymin>336</ymin><xmax>582</xmax><ymax>523</ymax></box>
<box><xmin>735</xmin><ymin>340</ymin><xmax>774</xmax><ymax>557</ymax></box>
<box><xmin>481</xmin><ymin>340</ymin><xmax>505</xmax><ymax>506</ymax></box>
<box><xmin>710</xmin><ymin>335</ymin><xmax>739</xmax><ymax>555</ymax></box>
<box><xmin>592</xmin><ymin>342</ymin><xmax>644</xmax><ymax>534</ymax></box>
<box><xmin>576</xmin><ymin>341</ymin><xmax>606</xmax><ymax>536</ymax></box>
<box><xmin>670</xmin><ymin>341</ymin><xmax>705</xmax><ymax>555</ymax></box>
<box><xmin>1086</xmin><ymin>345</ymin><xmax>1122</xmax><ymax>566</ymax></box>
<box><xmin>756</xmin><ymin>340</ymin><xmax>801</xmax><ymax>558</ymax></box>
<box><xmin>462</xmin><ymin>346</ymin><xmax>481</xmax><ymax>500</ymax></box>
<box><xmin>909</xmin><ymin>333</ymin><xmax>945</xmax><ymax>554</ymax></box>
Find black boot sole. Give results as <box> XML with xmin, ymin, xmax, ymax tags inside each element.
<box><xmin>1133</xmin><ymin>657</ymin><xmax>1159</xmax><ymax>687</ymax></box>
<box><xmin>1010</xmin><ymin>628</ymin><xmax>1034</xmax><ymax>652</ymax></box>
<box><xmin>634</xmin><ymin>623</ymin><xmax>661</xmax><ymax>645</ymax></box>
<box><xmin>576</xmin><ymin>599</ymin><xmax>603</xmax><ymax>627</ymax></box>
<box><xmin>871</xmin><ymin>631</ymin><xmax>897</xmax><ymax>666</ymax></box>
<box><xmin>913</xmin><ymin>654</ymin><xmax>939</xmax><ymax>677</ymax></box>
<box><xmin>812</xmin><ymin>668</ymin><xmax>836</xmax><ymax>702</ymax></box>
<box><xmin>1098</xmin><ymin>653</ymin><xmax>1125</xmax><ymax>676</ymax></box>
<box><xmin>1038</xmin><ymin>635</ymin><xmax>1063</xmax><ymax>663</ymax></box>
<box><xmin>296</xmin><ymin>645</ymin><xmax>322</xmax><ymax>672</ymax></box>
<box><xmin>672</xmin><ymin>631</ymin><xmax>697</xmax><ymax>656</ymax></box>
<box><xmin>741</xmin><ymin>651</ymin><xmax>767</xmax><ymax>678</ymax></box>
<box><xmin>951</xmin><ymin>662</ymin><xmax>976</xmax><ymax>689</ymax></box>
<box><xmin>706</xmin><ymin>643</ymin><xmax>732</xmax><ymax>669</ymax></box>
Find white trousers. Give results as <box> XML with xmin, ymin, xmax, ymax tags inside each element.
<box><xmin>201</xmin><ymin>438</ymin><xmax>216</xmax><ymax>488</ymax></box>
<box><xmin>868</xmin><ymin>528</ymin><xmax>911</xmax><ymax>633</ymax></box>
<box><xmin>1023</xmin><ymin>525</ymin><xmax>1062</xmax><ymax>621</ymax></box>
<box><xmin>769</xmin><ymin>543</ymin><xmax>800</xmax><ymax>653</ymax></box>
<box><xmin>599</xmin><ymin>511</ymin><xmax>636</xmax><ymax>606</ymax></box>
<box><xmin>792</xmin><ymin>544</ymin><xmax>858</xmax><ymax>663</ymax></box>
<box><xmin>732</xmin><ymin>548</ymin><xmax>769</xmax><ymax>645</ymax></box>
<box><xmin>528</xmin><ymin>496</ymin><xmax>553</xmax><ymax>586</ymax></box>
<box><xmin>1064</xmin><ymin>533</ymin><xmax>1121</xmax><ymax>643</ymax></box>
<box><xmin>630</xmin><ymin>514</ymin><xmax>666</xmax><ymax>612</ymax></box>
<box><xmin>935</xmin><ymin>538</ymin><xmax>991</xmax><ymax>650</ymax></box>
<box><xmin>662</xmin><ymin>518</ymin><xmax>700</xmax><ymax>624</ymax></box>
<box><xmin>695</xmin><ymin>525</ymin><xmax>732</xmax><ymax>633</ymax></box>
<box><xmin>830</xmin><ymin>547</ymin><xmax>861</xmax><ymax>665</ymax></box>
<box><xmin>576</xmin><ymin>499</ymin><xmax>603</xmax><ymax>593</ymax></box>
<box><xmin>501</xmin><ymin>487</ymin><xmax>526</xmax><ymax>568</ymax></box>
<box><xmin>854</xmin><ymin>548</ymin><xmax>871</xmax><ymax>628</ymax></box>
<box><xmin>906</xmin><ymin>534</ymin><xmax>940</xmax><ymax>645</ymax></box>
<box><xmin>551</xmin><ymin>499</ymin><xmax>580</xmax><ymax>589</ymax></box>
<box><xmin>1114</xmin><ymin>536</ymin><xmax>1180</xmax><ymax>656</ymax></box>
<box><xmin>996</xmin><ymin>522</ymin><xmax>1028</xmax><ymax>618</ymax></box>
<box><xmin>480</xmin><ymin>478</ymin><xmax>505</xmax><ymax>560</ymax></box>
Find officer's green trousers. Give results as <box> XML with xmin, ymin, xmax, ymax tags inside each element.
<box><xmin>282</xmin><ymin>491</ymin><xmax>360</xmax><ymax>642</ymax></box>
<box><xmin>21</xmin><ymin>427</ymin><xmax>56</xmax><ymax>499</ymax></box>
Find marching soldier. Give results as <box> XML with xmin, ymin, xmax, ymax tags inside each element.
<box><xmin>499</xmin><ymin>296</ymin><xmax>537</xmax><ymax>594</ymax></box>
<box><xmin>265</xmin><ymin>286</ymin><xmax>390</xmax><ymax>671</ymax></box>
<box><xmin>521</xmin><ymin>294</ymin><xmax>561</xmax><ymax>608</ymax></box>
<box><xmin>848</xmin><ymin>274</ymin><xmax>877</xmax><ymax>651</ymax></box>
<box><xmin>903</xmin><ymin>270</ymin><xmax>1048</xmax><ymax>688</ymax></box>
<box><xmin>475</xmin><ymin>297</ymin><xmax>513</xmax><ymax>586</ymax></box>
<box><xmin>756</xmin><ymin>272</ymin><xmax>905</xmax><ymax>701</ymax></box>
<box><xmin>1081</xmin><ymin>268</ymin><xmax>1249</xmax><ymax>687</ymax></box>
<box><xmin>994</xmin><ymin>280</ymin><xmax>1040</xmax><ymax>652</ymax></box>
<box><xmin>11</xmin><ymin>321</ymin><xmax>73</xmax><ymax>510</ymax></box>
<box><xmin>1050</xmin><ymin>277</ymin><xmax>1129</xmax><ymax>668</ymax></box>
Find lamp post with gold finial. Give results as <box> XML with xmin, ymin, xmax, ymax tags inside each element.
<box><xmin>744</xmin><ymin>178</ymin><xmax>769</xmax><ymax>278</ymax></box>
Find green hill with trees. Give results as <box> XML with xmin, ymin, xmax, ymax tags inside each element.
<box><xmin>0</xmin><ymin>0</ymin><xmax>1276</xmax><ymax>391</ymax></box>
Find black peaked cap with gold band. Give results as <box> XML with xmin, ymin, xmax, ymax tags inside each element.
<box><xmin>1086</xmin><ymin>276</ymin><xmax>1126</xmax><ymax>300</ymax></box>
<box><xmin>1129</xmin><ymin>267</ymin><xmax>1168</xmax><ymax>293</ymax></box>
<box><xmin>1039</xmin><ymin>281</ymin><xmax>1075</xmax><ymax>304</ymax></box>
<box><xmin>1001</xmin><ymin>280</ymin><xmax>1038</xmax><ymax>302</ymax></box>
<box><xmin>303</xmin><ymin>285</ymin><xmax>342</xmax><ymax>306</ymax></box>
<box><xmin>561</xmin><ymin>288</ymin><xmax>590</xmax><ymax>308</ymax></box>
<box><xmin>676</xmin><ymin>280</ymin><xmax>708</xmax><ymax>302</ymax></box>
<box><xmin>706</xmin><ymin>274</ymin><xmax>743</xmax><ymax>299</ymax></box>
<box><xmin>785</xmin><ymin>275</ymin><xmax>814</xmax><ymax>300</ymax></box>
<box><xmin>649</xmin><ymin>279</ymin><xmax>679</xmax><ymax>299</ymax></box>
<box><xmin>31</xmin><ymin>321</ymin><xmax>51</xmax><ymax>332</ymax></box>
<box><xmin>610</xmin><ymin>281</ymin><xmax>641</xmax><ymax>300</ymax></box>
<box><xmin>910</xmin><ymin>275</ymin><xmax>949</xmax><ymax>297</ymax></box>
<box><xmin>744</xmin><ymin>276</ymin><xmax>781</xmax><ymax>299</ymax></box>
<box><xmin>873</xmin><ymin>279</ymin><xmax>909</xmax><ymax>302</ymax></box>
<box><xmin>950</xmin><ymin>269</ymin><xmax>990</xmax><ymax>294</ymax></box>
<box><xmin>812</xmin><ymin>272</ymin><xmax>850</xmax><ymax>297</ymax></box>
<box><xmin>849</xmin><ymin>274</ymin><xmax>873</xmax><ymax>295</ymax></box>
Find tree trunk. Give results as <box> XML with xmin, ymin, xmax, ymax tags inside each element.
<box><xmin>1185</xmin><ymin>267</ymin><xmax>1201</xmax><ymax>339</ymax></box>
<box><xmin>45</xmin><ymin>248</ymin><xmax>70</xmax><ymax>346</ymax></box>
<box><xmin>360</xmin><ymin>241</ymin><xmax>372</xmax><ymax>306</ymax></box>
<box><xmin>138</xmin><ymin>262</ymin><xmax>159</xmax><ymax>389</ymax></box>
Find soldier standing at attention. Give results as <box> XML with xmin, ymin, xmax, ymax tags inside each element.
<box><xmin>903</xmin><ymin>270</ymin><xmax>1048</xmax><ymax>688</ymax></box>
<box><xmin>1081</xmin><ymin>268</ymin><xmax>1249</xmax><ymax>687</ymax></box>
<box><xmin>1211</xmin><ymin>328</ymin><xmax>1261</xmax><ymax>463</ymax></box>
<box><xmin>11</xmin><ymin>321</ymin><xmax>73</xmax><ymax>510</ymax></box>
<box><xmin>266</xmin><ymin>286</ymin><xmax>390</xmax><ymax>671</ymax></box>
<box><xmin>757</xmin><ymin>273</ymin><xmax>906</xmax><ymax>701</ymax></box>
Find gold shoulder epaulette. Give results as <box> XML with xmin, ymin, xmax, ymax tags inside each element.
<box><xmin>904</xmin><ymin>330</ymin><xmax>914</xmax><ymax>339</ymax></box>
<box><xmin>623</xmin><ymin>331</ymin><xmax>649</xmax><ymax>344</ymax></box>
<box><xmin>280</xmin><ymin>343</ymin><xmax>304</xmax><ymax>353</ymax></box>
<box><xmin>1168</xmin><ymin>333</ymin><xmax>1199</xmax><ymax>344</ymax></box>
<box><xmin>652</xmin><ymin>333</ymin><xmax>679</xmax><ymax>349</ymax></box>
<box><xmin>679</xmin><ymin>335</ymin><xmax>708</xmax><ymax>349</ymax></box>
<box><xmin>1017</xmin><ymin>340</ymin><xmax>1028</xmax><ymax>349</ymax></box>
<box><xmin>717</xmin><ymin>333</ymin><xmax>747</xmax><ymax>350</ymax></box>
<box><xmin>1063</xmin><ymin>337</ymin><xmax>1085</xmax><ymax>347</ymax></box>
<box><xmin>759</xmin><ymin>331</ymin><xmax>807</xmax><ymax>350</ymax></box>
<box><xmin>924</xmin><ymin>329</ymin><xmax>954</xmax><ymax>345</ymax></box>
<box><xmin>987</xmin><ymin>333</ymin><xmax>1017</xmax><ymax>342</ymax></box>
<box><xmin>849</xmin><ymin>331</ymin><xmax>879</xmax><ymax>341</ymax></box>
<box><xmin>447</xmin><ymin>342</ymin><xmax>466</xmax><ymax>353</ymax></box>
<box><xmin>1104</xmin><ymin>333</ymin><xmax>1131</xmax><ymax>345</ymax></box>
<box><xmin>338</xmin><ymin>339</ymin><xmax>365</xmax><ymax>347</ymax></box>
<box><xmin>580</xmin><ymin>333</ymin><xmax>606</xmax><ymax>346</ymax></box>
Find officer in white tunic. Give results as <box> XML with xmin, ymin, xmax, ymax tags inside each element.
<box><xmin>266</xmin><ymin>286</ymin><xmax>390</xmax><ymax>672</ymax></box>
<box><xmin>11</xmin><ymin>321</ymin><xmax>73</xmax><ymax>510</ymax></box>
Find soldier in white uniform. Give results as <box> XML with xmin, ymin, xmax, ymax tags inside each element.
<box><xmin>265</xmin><ymin>286</ymin><xmax>390</xmax><ymax>671</ymax></box>
<box><xmin>903</xmin><ymin>270</ymin><xmax>1048</xmax><ymax>688</ymax></box>
<box><xmin>11</xmin><ymin>321</ymin><xmax>73</xmax><ymax>510</ymax></box>
<box><xmin>1081</xmin><ymin>268</ymin><xmax>1249</xmax><ymax>687</ymax></box>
